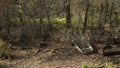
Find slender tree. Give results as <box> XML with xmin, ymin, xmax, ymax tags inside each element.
<box><xmin>64</xmin><ymin>0</ymin><xmax>71</xmax><ymax>28</ymax></box>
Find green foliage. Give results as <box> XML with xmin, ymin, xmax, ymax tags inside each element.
<box><xmin>51</xmin><ymin>18</ymin><xmax>66</xmax><ymax>28</ymax></box>
<box><xmin>43</xmin><ymin>18</ymin><xmax>48</xmax><ymax>23</ymax></box>
<box><xmin>82</xmin><ymin>64</ymin><xmax>88</xmax><ymax>68</ymax></box>
<box><xmin>118</xmin><ymin>16</ymin><xmax>120</xmax><ymax>20</ymax></box>
<box><xmin>104</xmin><ymin>62</ymin><xmax>116</xmax><ymax>68</ymax></box>
<box><xmin>35</xmin><ymin>18</ymin><xmax>40</xmax><ymax>23</ymax></box>
<box><xmin>0</xmin><ymin>40</ymin><xmax>12</xmax><ymax>60</ymax></box>
<box><xmin>51</xmin><ymin>18</ymin><xmax>66</xmax><ymax>24</ymax></box>
<box><xmin>10</xmin><ymin>17</ymin><xmax>20</xmax><ymax>23</ymax></box>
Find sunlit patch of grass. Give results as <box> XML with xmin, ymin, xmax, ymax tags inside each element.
<box><xmin>82</xmin><ymin>64</ymin><xmax>88</xmax><ymax>68</ymax></box>
<box><xmin>51</xmin><ymin>18</ymin><xmax>66</xmax><ymax>24</ymax></box>
<box><xmin>51</xmin><ymin>18</ymin><xmax>66</xmax><ymax>27</ymax></box>
<box><xmin>104</xmin><ymin>62</ymin><xmax>117</xmax><ymax>68</ymax></box>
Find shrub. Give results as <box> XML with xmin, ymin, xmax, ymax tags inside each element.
<box><xmin>0</xmin><ymin>40</ymin><xmax>12</xmax><ymax>60</ymax></box>
<box><xmin>51</xmin><ymin>18</ymin><xmax>66</xmax><ymax>28</ymax></box>
<box><xmin>82</xmin><ymin>64</ymin><xmax>88</xmax><ymax>68</ymax></box>
<box><xmin>104</xmin><ymin>62</ymin><xmax>116</xmax><ymax>68</ymax></box>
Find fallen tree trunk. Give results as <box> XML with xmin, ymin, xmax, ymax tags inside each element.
<box><xmin>103</xmin><ymin>49</ymin><xmax>120</xmax><ymax>56</ymax></box>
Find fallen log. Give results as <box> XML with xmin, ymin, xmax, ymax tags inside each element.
<box><xmin>103</xmin><ymin>49</ymin><xmax>120</xmax><ymax>56</ymax></box>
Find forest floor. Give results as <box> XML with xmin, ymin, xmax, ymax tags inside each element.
<box><xmin>1</xmin><ymin>42</ymin><xmax>120</xmax><ymax>68</ymax></box>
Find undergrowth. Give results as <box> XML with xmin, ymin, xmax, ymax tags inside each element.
<box><xmin>0</xmin><ymin>40</ymin><xmax>12</xmax><ymax>60</ymax></box>
<box><xmin>82</xmin><ymin>62</ymin><xmax>117</xmax><ymax>68</ymax></box>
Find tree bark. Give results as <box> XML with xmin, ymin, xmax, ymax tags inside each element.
<box><xmin>83</xmin><ymin>0</ymin><xmax>90</xmax><ymax>34</ymax></box>
<box><xmin>64</xmin><ymin>0</ymin><xmax>71</xmax><ymax>28</ymax></box>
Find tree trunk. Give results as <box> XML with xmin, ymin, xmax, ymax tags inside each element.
<box><xmin>83</xmin><ymin>0</ymin><xmax>90</xmax><ymax>34</ymax></box>
<box><xmin>46</xmin><ymin>10</ymin><xmax>51</xmax><ymax>26</ymax></box>
<box><xmin>40</xmin><ymin>14</ymin><xmax>44</xmax><ymax>36</ymax></box>
<box><xmin>64</xmin><ymin>0</ymin><xmax>71</xmax><ymax>28</ymax></box>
